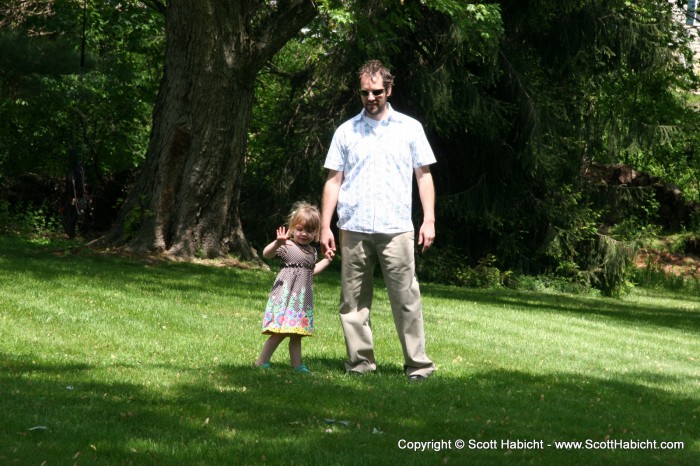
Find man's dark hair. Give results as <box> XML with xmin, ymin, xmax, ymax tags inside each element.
<box><xmin>358</xmin><ymin>60</ymin><xmax>394</xmax><ymax>88</ymax></box>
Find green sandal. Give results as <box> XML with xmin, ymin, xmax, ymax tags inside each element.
<box><xmin>294</xmin><ymin>364</ymin><xmax>310</xmax><ymax>373</ymax></box>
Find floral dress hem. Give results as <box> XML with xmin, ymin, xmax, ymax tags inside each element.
<box><xmin>262</xmin><ymin>328</ymin><xmax>313</xmax><ymax>337</ymax></box>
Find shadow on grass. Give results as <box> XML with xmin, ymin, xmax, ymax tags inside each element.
<box><xmin>1</xmin><ymin>236</ymin><xmax>698</xmax><ymax>464</ymax></box>
<box><xmin>422</xmin><ymin>284</ymin><xmax>700</xmax><ymax>333</ymax></box>
<box><xmin>4</xmin><ymin>235</ymin><xmax>697</xmax><ymax>334</ymax></box>
<box><xmin>0</xmin><ymin>236</ymin><xmax>271</xmax><ymax>302</ymax></box>
<box><xmin>1</xmin><ymin>352</ymin><xmax>697</xmax><ymax>466</ymax></box>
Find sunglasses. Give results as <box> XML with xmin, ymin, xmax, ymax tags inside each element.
<box><xmin>359</xmin><ymin>89</ymin><xmax>385</xmax><ymax>97</ymax></box>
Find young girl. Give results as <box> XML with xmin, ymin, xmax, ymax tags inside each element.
<box><xmin>255</xmin><ymin>202</ymin><xmax>332</xmax><ymax>372</ymax></box>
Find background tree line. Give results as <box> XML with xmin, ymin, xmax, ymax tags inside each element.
<box><xmin>1</xmin><ymin>0</ymin><xmax>699</xmax><ymax>295</ymax></box>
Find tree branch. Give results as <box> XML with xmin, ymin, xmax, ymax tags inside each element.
<box><xmin>252</xmin><ymin>0</ymin><xmax>317</xmax><ymax>62</ymax></box>
<box><xmin>140</xmin><ymin>0</ymin><xmax>166</xmax><ymax>16</ymax></box>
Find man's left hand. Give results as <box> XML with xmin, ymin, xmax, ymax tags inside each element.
<box><xmin>418</xmin><ymin>221</ymin><xmax>435</xmax><ymax>253</ymax></box>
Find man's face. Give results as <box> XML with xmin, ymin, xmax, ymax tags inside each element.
<box><xmin>360</xmin><ymin>73</ymin><xmax>391</xmax><ymax>120</ymax></box>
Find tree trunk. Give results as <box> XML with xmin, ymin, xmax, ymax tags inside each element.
<box><xmin>98</xmin><ymin>0</ymin><xmax>316</xmax><ymax>260</ymax></box>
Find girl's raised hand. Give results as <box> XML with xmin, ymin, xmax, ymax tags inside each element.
<box><xmin>276</xmin><ymin>226</ymin><xmax>289</xmax><ymax>242</ymax></box>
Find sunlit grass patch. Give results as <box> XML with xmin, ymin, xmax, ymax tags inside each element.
<box><xmin>1</xmin><ymin>236</ymin><xmax>698</xmax><ymax>465</ymax></box>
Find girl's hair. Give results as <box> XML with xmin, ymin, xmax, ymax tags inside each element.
<box><xmin>288</xmin><ymin>202</ymin><xmax>321</xmax><ymax>242</ymax></box>
<box><xmin>358</xmin><ymin>59</ymin><xmax>394</xmax><ymax>88</ymax></box>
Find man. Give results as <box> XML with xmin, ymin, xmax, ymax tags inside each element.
<box><xmin>321</xmin><ymin>59</ymin><xmax>436</xmax><ymax>381</ymax></box>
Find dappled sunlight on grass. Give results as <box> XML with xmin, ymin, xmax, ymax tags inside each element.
<box><xmin>1</xmin><ymin>352</ymin><xmax>696</xmax><ymax>465</ymax></box>
<box><xmin>1</xmin><ymin>236</ymin><xmax>698</xmax><ymax>465</ymax></box>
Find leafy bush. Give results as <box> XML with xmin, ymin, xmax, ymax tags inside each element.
<box><xmin>416</xmin><ymin>244</ymin><xmax>471</xmax><ymax>286</ymax></box>
<box><xmin>417</xmin><ymin>248</ymin><xmax>509</xmax><ymax>289</ymax></box>
<box><xmin>0</xmin><ymin>200</ymin><xmax>63</xmax><ymax>238</ymax></box>
<box><xmin>455</xmin><ymin>255</ymin><xmax>505</xmax><ymax>288</ymax></box>
<box><xmin>0</xmin><ymin>200</ymin><xmax>9</xmax><ymax>234</ymax></box>
<box><xmin>418</xmin><ymin>242</ymin><xmax>618</xmax><ymax>295</ymax></box>
<box><xmin>507</xmin><ymin>273</ymin><xmax>597</xmax><ymax>295</ymax></box>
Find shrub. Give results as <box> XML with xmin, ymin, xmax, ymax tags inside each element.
<box><xmin>0</xmin><ymin>201</ymin><xmax>63</xmax><ymax>238</ymax></box>
<box><xmin>417</xmin><ymin>248</ymin><xmax>507</xmax><ymax>289</ymax></box>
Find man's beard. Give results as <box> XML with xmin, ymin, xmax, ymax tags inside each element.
<box><xmin>364</xmin><ymin>100</ymin><xmax>385</xmax><ymax>115</ymax></box>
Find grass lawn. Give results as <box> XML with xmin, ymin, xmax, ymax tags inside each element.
<box><xmin>0</xmin><ymin>236</ymin><xmax>698</xmax><ymax>465</ymax></box>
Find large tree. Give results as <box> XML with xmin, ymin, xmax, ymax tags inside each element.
<box><xmin>99</xmin><ymin>0</ymin><xmax>317</xmax><ymax>260</ymax></box>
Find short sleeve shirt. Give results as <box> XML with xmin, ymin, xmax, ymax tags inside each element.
<box><xmin>324</xmin><ymin>105</ymin><xmax>436</xmax><ymax>234</ymax></box>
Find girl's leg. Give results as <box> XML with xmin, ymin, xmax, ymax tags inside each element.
<box><xmin>288</xmin><ymin>335</ymin><xmax>303</xmax><ymax>368</ymax></box>
<box><xmin>256</xmin><ymin>333</ymin><xmax>286</xmax><ymax>366</ymax></box>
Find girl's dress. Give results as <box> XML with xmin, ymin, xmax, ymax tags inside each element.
<box><xmin>262</xmin><ymin>241</ymin><xmax>316</xmax><ymax>336</ymax></box>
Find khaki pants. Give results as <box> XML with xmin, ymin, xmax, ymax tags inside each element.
<box><xmin>339</xmin><ymin>230</ymin><xmax>435</xmax><ymax>376</ymax></box>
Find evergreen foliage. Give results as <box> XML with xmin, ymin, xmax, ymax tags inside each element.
<box><xmin>2</xmin><ymin>0</ymin><xmax>699</xmax><ymax>294</ymax></box>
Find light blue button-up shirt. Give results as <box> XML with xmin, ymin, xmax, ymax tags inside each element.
<box><xmin>324</xmin><ymin>105</ymin><xmax>436</xmax><ymax>234</ymax></box>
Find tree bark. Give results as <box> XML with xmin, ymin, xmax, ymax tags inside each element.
<box><xmin>97</xmin><ymin>0</ymin><xmax>316</xmax><ymax>260</ymax></box>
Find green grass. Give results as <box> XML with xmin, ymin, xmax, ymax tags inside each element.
<box><xmin>0</xmin><ymin>236</ymin><xmax>698</xmax><ymax>465</ymax></box>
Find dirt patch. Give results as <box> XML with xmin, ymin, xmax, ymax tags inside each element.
<box><xmin>635</xmin><ymin>249</ymin><xmax>700</xmax><ymax>279</ymax></box>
